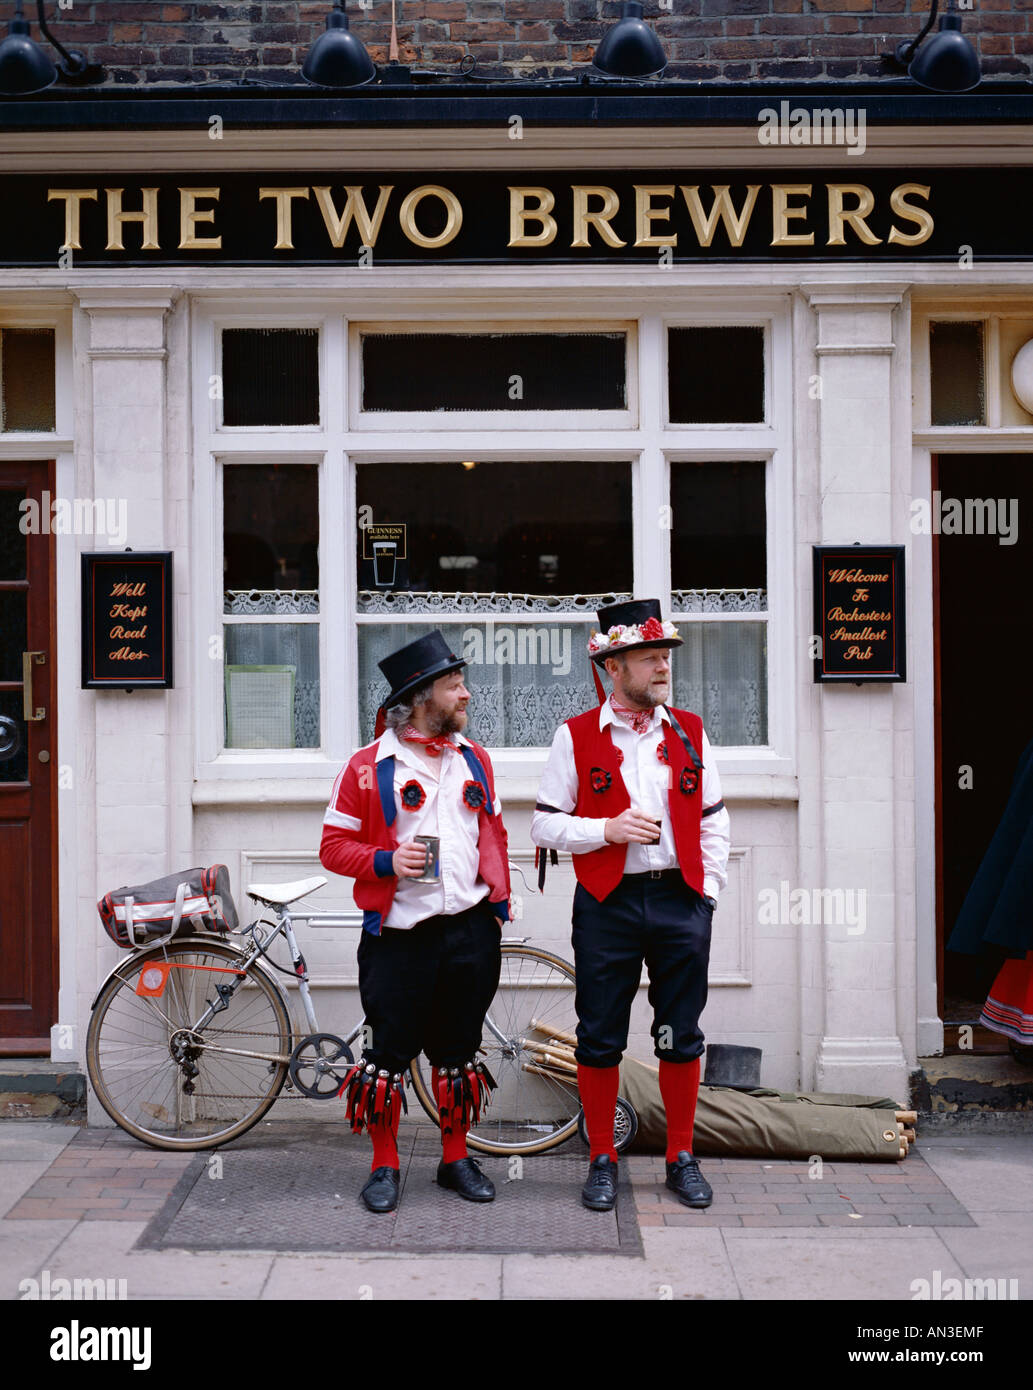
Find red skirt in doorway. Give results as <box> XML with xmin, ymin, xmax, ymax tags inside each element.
<box><xmin>979</xmin><ymin>951</ymin><xmax>1033</xmax><ymax>1044</ymax></box>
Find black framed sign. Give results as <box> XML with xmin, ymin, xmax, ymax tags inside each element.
<box><xmin>81</xmin><ymin>552</ymin><xmax>174</xmax><ymax>689</ymax></box>
<box><xmin>813</xmin><ymin>545</ymin><xmax>905</xmax><ymax>682</ymax></box>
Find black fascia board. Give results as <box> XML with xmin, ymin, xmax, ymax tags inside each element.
<box><xmin>1</xmin><ymin>81</ymin><xmax>1032</xmax><ymax>133</ymax></box>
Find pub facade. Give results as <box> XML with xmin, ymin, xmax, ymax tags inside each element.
<box><xmin>1</xmin><ymin>24</ymin><xmax>1031</xmax><ymax>1106</ymax></box>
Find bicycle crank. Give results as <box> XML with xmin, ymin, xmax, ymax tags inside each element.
<box><xmin>288</xmin><ymin>1033</ymin><xmax>354</xmax><ymax>1099</ymax></box>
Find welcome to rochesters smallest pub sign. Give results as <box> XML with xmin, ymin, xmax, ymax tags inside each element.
<box><xmin>813</xmin><ymin>546</ymin><xmax>906</xmax><ymax>683</ymax></box>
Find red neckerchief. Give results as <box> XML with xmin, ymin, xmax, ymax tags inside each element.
<box><xmin>609</xmin><ymin>696</ymin><xmax>654</xmax><ymax>736</ymax></box>
<box><xmin>402</xmin><ymin>725</ymin><xmax>459</xmax><ymax>757</ymax></box>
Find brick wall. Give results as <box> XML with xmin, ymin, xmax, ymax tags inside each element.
<box><xmin>0</xmin><ymin>1</ymin><xmax>1026</xmax><ymax>86</ymax></box>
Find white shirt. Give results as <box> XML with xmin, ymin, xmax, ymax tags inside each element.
<box><xmin>530</xmin><ymin>701</ymin><xmax>731</xmax><ymax>901</ymax></box>
<box><xmin>375</xmin><ymin>727</ymin><xmax>502</xmax><ymax>930</ymax></box>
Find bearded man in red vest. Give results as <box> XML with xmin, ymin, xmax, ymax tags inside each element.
<box><xmin>319</xmin><ymin>631</ymin><xmax>511</xmax><ymax>1214</ymax></box>
<box><xmin>531</xmin><ymin>600</ymin><xmax>731</xmax><ymax>1213</ymax></box>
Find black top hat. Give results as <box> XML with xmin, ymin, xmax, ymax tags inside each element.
<box><xmin>703</xmin><ymin>1044</ymin><xmax>764</xmax><ymax>1091</ymax></box>
<box><xmin>378</xmin><ymin>630</ymin><xmax>467</xmax><ymax>710</ymax></box>
<box><xmin>588</xmin><ymin>598</ymin><xmax>683</xmax><ymax>664</ymax></box>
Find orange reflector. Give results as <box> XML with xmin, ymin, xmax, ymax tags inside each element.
<box><xmin>136</xmin><ymin>962</ymin><xmax>173</xmax><ymax>998</ymax></box>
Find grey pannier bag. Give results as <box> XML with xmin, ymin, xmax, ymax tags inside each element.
<box><xmin>98</xmin><ymin>865</ymin><xmax>238</xmax><ymax>949</ymax></box>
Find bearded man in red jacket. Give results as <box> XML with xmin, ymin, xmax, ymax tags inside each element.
<box><xmin>319</xmin><ymin>631</ymin><xmax>510</xmax><ymax>1214</ymax></box>
<box><xmin>531</xmin><ymin>600</ymin><xmax>731</xmax><ymax>1214</ymax></box>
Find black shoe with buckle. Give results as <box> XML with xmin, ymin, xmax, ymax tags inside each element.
<box><xmin>665</xmin><ymin>1151</ymin><xmax>713</xmax><ymax>1208</ymax></box>
<box><xmin>436</xmin><ymin>1156</ymin><xmax>496</xmax><ymax>1202</ymax></box>
<box><xmin>581</xmin><ymin>1155</ymin><xmax>618</xmax><ymax>1211</ymax></box>
<box><xmin>360</xmin><ymin>1165</ymin><xmax>400</xmax><ymax>1213</ymax></box>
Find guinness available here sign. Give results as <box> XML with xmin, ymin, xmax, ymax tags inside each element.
<box><xmin>81</xmin><ymin>552</ymin><xmax>174</xmax><ymax>689</ymax></box>
<box><xmin>812</xmin><ymin>546</ymin><xmax>906</xmax><ymax>682</ymax></box>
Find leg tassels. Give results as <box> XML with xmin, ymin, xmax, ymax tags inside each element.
<box><xmin>338</xmin><ymin>1060</ymin><xmax>408</xmax><ymax>1134</ymax></box>
<box><xmin>435</xmin><ymin>1060</ymin><xmax>497</xmax><ymax>1134</ymax></box>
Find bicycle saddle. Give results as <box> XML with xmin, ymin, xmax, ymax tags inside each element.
<box><xmin>245</xmin><ymin>875</ymin><xmax>328</xmax><ymax>906</ymax></box>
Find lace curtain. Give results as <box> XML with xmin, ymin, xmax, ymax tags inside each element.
<box><xmin>357</xmin><ymin>600</ymin><xmax>768</xmax><ymax>747</ymax></box>
<box><xmin>223</xmin><ymin>618</ymin><xmax>320</xmax><ymax>748</ymax></box>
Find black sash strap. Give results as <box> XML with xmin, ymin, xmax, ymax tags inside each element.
<box><xmin>534</xmin><ymin>845</ymin><xmax>559</xmax><ymax>892</ymax></box>
<box><xmin>661</xmin><ymin>706</ymin><xmax>703</xmax><ymax>774</ymax></box>
<box><xmin>702</xmin><ymin>798</ymin><xmax>725</xmax><ymax>818</ymax></box>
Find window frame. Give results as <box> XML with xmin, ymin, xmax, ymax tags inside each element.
<box><xmin>348</xmin><ymin>317</ymin><xmax>638</xmax><ymax>433</ymax></box>
<box><xmin>192</xmin><ymin>302</ymin><xmax>793</xmax><ymax>784</ymax></box>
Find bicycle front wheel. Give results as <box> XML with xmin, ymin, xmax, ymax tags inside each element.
<box><xmin>410</xmin><ymin>944</ymin><xmax>582</xmax><ymax>1155</ymax></box>
<box><xmin>86</xmin><ymin>939</ymin><xmax>293</xmax><ymax>1151</ymax></box>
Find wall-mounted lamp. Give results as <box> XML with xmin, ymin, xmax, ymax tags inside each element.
<box><xmin>302</xmin><ymin>1</ymin><xmax>377</xmax><ymax>88</ymax></box>
<box><xmin>593</xmin><ymin>1</ymin><xmax>667</xmax><ymax>79</ymax></box>
<box><xmin>0</xmin><ymin>0</ymin><xmax>104</xmax><ymax>95</ymax></box>
<box><xmin>888</xmin><ymin>0</ymin><xmax>980</xmax><ymax>93</ymax></box>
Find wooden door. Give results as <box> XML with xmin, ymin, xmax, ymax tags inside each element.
<box><xmin>0</xmin><ymin>460</ymin><xmax>57</xmax><ymax>1052</ymax></box>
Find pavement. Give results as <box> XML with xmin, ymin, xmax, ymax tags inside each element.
<box><xmin>1</xmin><ymin>1116</ymin><xmax>1032</xmax><ymax>1304</ymax></box>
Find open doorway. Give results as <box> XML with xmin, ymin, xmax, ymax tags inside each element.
<box><xmin>934</xmin><ymin>454</ymin><xmax>1032</xmax><ymax>1053</ymax></box>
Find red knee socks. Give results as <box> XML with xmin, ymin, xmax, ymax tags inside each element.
<box><xmin>577</xmin><ymin>1063</ymin><xmax>620</xmax><ymax>1163</ymax></box>
<box><xmin>658</xmin><ymin>1057</ymin><xmax>701</xmax><ymax>1163</ymax></box>
<box><xmin>434</xmin><ymin>1070</ymin><xmax>470</xmax><ymax>1165</ymax></box>
<box><xmin>369</xmin><ymin>1102</ymin><xmax>401</xmax><ymax>1171</ymax></box>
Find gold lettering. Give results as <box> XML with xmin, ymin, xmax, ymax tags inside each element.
<box><xmin>179</xmin><ymin>187</ymin><xmax>221</xmax><ymax>249</ymax></box>
<box><xmin>105</xmin><ymin>188</ymin><xmax>160</xmax><ymax>252</ymax></box>
<box><xmin>258</xmin><ymin>187</ymin><xmax>310</xmax><ymax>250</ymax></box>
<box><xmin>312</xmin><ymin>185</ymin><xmax>394</xmax><ymax>248</ymax></box>
<box><xmin>571</xmin><ymin>186</ymin><xmax>626</xmax><ymax>249</ymax></box>
<box><xmin>507</xmin><ymin>186</ymin><xmax>557</xmax><ymax>247</ymax></box>
<box><xmin>633</xmin><ymin>185</ymin><xmax>677</xmax><ymax>247</ymax></box>
<box><xmin>46</xmin><ymin>188</ymin><xmax>98</xmax><ymax>250</ymax></box>
<box><xmin>770</xmin><ymin>184</ymin><xmax>813</xmax><ymax>247</ymax></box>
<box><xmin>680</xmin><ymin>185</ymin><xmax>760</xmax><ymax>248</ymax></box>
<box><xmin>826</xmin><ymin>183</ymin><xmax>882</xmax><ymax>247</ymax></box>
<box><xmin>888</xmin><ymin>182</ymin><xmax>934</xmax><ymax>246</ymax></box>
<box><xmin>398</xmin><ymin>185</ymin><xmax>463</xmax><ymax>249</ymax></box>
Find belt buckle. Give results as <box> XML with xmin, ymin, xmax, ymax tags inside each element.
<box><xmin>649</xmin><ymin>869</ymin><xmax>663</xmax><ymax>880</ymax></box>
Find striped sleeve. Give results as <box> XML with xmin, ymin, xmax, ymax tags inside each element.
<box><xmin>318</xmin><ymin>757</ymin><xmax>386</xmax><ymax>882</ymax></box>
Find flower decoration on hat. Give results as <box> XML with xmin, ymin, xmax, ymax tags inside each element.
<box><xmin>400</xmin><ymin>779</ymin><xmax>426</xmax><ymax>811</ymax></box>
<box><xmin>462</xmin><ymin>779</ymin><xmax>487</xmax><ymax>811</ymax></box>
<box><xmin>679</xmin><ymin>767</ymin><xmax>700</xmax><ymax>796</ymax></box>
<box><xmin>590</xmin><ymin>767</ymin><xmax>612</xmax><ymax>793</ymax></box>
<box><xmin>587</xmin><ymin>617</ymin><xmax>679</xmax><ymax>659</ymax></box>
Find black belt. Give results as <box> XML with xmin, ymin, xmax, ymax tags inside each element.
<box><xmin>623</xmin><ymin>868</ymin><xmax>683</xmax><ymax>883</ymax></box>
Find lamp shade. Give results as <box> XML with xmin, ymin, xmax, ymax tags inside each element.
<box><xmin>302</xmin><ymin>5</ymin><xmax>376</xmax><ymax>88</ymax></box>
<box><xmin>0</xmin><ymin>15</ymin><xmax>57</xmax><ymax>95</ymax></box>
<box><xmin>593</xmin><ymin>1</ymin><xmax>667</xmax><ymax>78</ymax></box>
<box><xmin>908</xmin><ymin>14</ymin><xmax>980</xmax><ymax>92</ymax></box>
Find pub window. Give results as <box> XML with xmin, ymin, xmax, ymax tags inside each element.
<box><xmin>220</xmin><ymin>328</ymin><xmax>319</xmax><ymax>427</ymax></box>
<box><xmin>668</xmin><ymin>326</ymin><xmax>765</xmax><ymax>424</ymax></box>
<box><xmin>360</xmin><ymin>332</ymin><xmax>627</xmax><ymax>412</ymax></box>
<box><xmin>0</xmin><ymin>328</ymin><xmax>56</xmax><ymax>432</ymax></box>
<box><xmin>669</xmin><ymin>460</ymin><xmax>768</xmax><ymax>745</ymax></box>
<box><xmin>222</xmin><ymin>463</ymin><xmax>320</xmax><ymax>749</ymax></box>
<box><xmin>355</xmin><ymin>459</ymin><xmax>632</xmax><ymax>746</ymax></box>
<box><xmin>930</xmin><ymin>320</ymin><xmax>985</xmax><ymax>426</ymax></box>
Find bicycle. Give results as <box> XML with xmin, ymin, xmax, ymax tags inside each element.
<box><xmin>86</xmin><ymin>863</ymin><xmax>636</xmax><ymax>1154</ymax></box>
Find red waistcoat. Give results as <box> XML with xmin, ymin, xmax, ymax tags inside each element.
<box><xmin>567</xmin><ymin>706</ymin><xmax>705</xmax><ymax>902</ymax></box>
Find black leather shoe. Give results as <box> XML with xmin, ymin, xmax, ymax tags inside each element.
<box><xmin>581</xmin><ymin>1155</ymin><xmax>618</xmax><ymax>1211</ymax></box>
<box><xmin>360</xmin><ymin>1166</ymin><xmax>400</xmax><ymax>1213</ymax></box>
<box><xmin>436</xmin><ymin>1156</ymin><xmax>495</xmax><ymax>1202</ymax></box>
<box><xmin>665</xmin><ymin>1151</ymin><xmax>713</xmax><ymax>1208</ymax></box>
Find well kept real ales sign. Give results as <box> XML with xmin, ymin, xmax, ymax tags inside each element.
<box><xmin>1</xmin><ymin>167</ymin><xmax>1024</xmax><ymax>265</ymax></box>
<box><xmin>81</xmin><ymin>552</ymin><xmax>174</xmax><ymax>689</ymax></box>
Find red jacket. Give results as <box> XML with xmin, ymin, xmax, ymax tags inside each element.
<box><xmin>319</xmin><ymin>736</ymin><xmax>511</xmax><ymax>935</ymax></box>
<box><xmin>566</xmin><ymin>705</ymin><xmax>705</xmax><ymax>902</ymax></box>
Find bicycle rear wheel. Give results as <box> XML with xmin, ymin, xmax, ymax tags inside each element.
<box><xmin>86</xmin><ymin>939</ymin><xmax>293</xmax><ymax>1151</ymax></box>
<box><xmin>409</xmin><ymin>944</ymin><xmax>582</xmax><ymax>1155</ymax></box>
